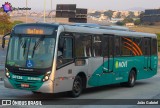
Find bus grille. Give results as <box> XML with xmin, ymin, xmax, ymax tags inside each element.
<box><xmin>10</xmin><ymin>71</ymin><xmax>44</xmax><ymax>77</ymax></box>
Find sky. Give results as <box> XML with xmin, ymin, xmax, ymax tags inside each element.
<box><xmin>0</xmin><ymin>0</ymin><xmax>160</xmax><ymax>11</ymax></box>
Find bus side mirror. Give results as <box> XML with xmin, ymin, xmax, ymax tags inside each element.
<box><xmin>2</xmin><ymin>37</ymin><xmax>5</xmax><ymax>48</ymax></box>
<box><xmin>2</xmin><ymin>33</ymin><xmax>10</xmax><ymax>49</ymax></box>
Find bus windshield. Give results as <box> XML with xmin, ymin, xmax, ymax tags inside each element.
<box><xmin>6</xmin><ymin>35</ymin><xmax>56</xmax><ymax>69</ymax></box>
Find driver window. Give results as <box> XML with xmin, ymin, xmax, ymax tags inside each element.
<box><xmin>57</xmin><ymin>36</ymin><xmax>73</xmax><ymax>67</ymax></box>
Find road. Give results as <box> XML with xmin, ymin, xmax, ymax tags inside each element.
<box><xmin>0</xmin><ymin>45</ymin><xmax>160</xmax><ymax>107</ymax></box>
<box><xmin>0</xmin><ymin>72</ymin><xmax>160</xmax><ymax>99</ymax></box>
<box><xmin>0</xmin><ymin>71</ymin><xmax>160</xmax><ymax>108</ymax></box>
<box><xmin>0</xmin><ymin>46</ymin><xmax>6</xmax><ymax>80</ymax></box>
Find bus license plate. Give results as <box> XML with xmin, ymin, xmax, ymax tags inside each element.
<box><xmin>21</xmin><ymin>83</ymin><xmax>29</xmax><ymax>88</ymax></box>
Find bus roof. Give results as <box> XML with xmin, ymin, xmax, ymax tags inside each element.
<box><xmin>13</xmin><ymin>23</ymin><xmax>157</xmax><ymax>38</ymax></box>
<box><xmin>60</xmin><ymin>24</ymin><xmax>157</xmax><ymax>38</ymax></box>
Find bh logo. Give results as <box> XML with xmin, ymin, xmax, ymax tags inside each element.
<box><xmin>1</xmin><ymin>2</ymin><xmax>13</xmax><ymax>13</ymax></box>
<box><xmin>115</xmin><ymin>61</ymin><xmax>128</xmax><ymax>69</ymax></box>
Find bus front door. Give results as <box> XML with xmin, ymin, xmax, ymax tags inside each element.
<box><xmin>144</xmin><ymin>37</ymin><xmax>151</xmax><ymax>70</ymax></box>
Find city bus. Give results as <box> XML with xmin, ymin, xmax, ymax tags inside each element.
<box><xmin>2</xmin><ymin>23</ymin><xmax>158</xmax><ymax>97</ymax></box>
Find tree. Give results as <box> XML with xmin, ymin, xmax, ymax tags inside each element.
<box><xmin>89</xmin><ymin>11</ymin><xmax>101</xmax><ymax>17</ymax></box>
<box><xmin>127</xmin><ymin>11</ymin><xmax>135</xmax><ymax>18</ymax></box>
<box><xmin>134</xmin><ymin>19</ymin><xmax>141</xmax><ymax>25</ymax></box>
<box><xmin>104</xmin><ymin>10</ymin><xmax>114</xmax><ymax>19</ymax></box>
<box><xmin>115</xmin><ymin>12</ymin><xmax>121</xmax><ymax>18</ymax></box>
<box><xmin>0</xmin><ymin>9</ymin><xmax>23</xmax><ymax>35</ymax></box>
<box><xmin>123</xmin><ymin>18</ymin><xmax>134</xmax><ymax>24</ymax></box>
<box><xmin>116</xmin><ymin>21</ymin><xmax>125</xmax><ymax>26</ymax></box>
<box><xmin>0</xmin><ymin>10</ymin><xmax>12</xmax><ymax>35</ymax></box>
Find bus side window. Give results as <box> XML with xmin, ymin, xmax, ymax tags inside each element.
<box><xmin>57</xmin><ymin>37</ymin><xmax>73</xmax><ymax>67</ymax></box>
<box><xmin>75</xmin><ymin>33</ymin><xmax>92</xmax><ymax>58</ymax></box>
<box><xmin>63</xmin><ymin>38</ymin><xmax>73</xmax><ymax>59</ymax></box>
<box><xmin>143</xmin><ymin>38</ymin><xmax>151</xmax><ymax>56</ymax></box>
<box><xmin>114</xmin><ymin>37</ymin><xmax>120</xmax><ymax>56</ymax></box>
<box><xmin>92</xmin><ymin>35</ymin><xmax>102</xmax><ymax>57</ymax></box>
<box><xmin>152</xmin><ymin>38</ymin><xmax>157</xmax><ymax>55</ymax></box>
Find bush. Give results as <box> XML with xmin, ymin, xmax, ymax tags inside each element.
<box><xmin>116</xmin><ymin>21</ymin><xmax>125</xmax><ymax>26</ymax></box>
<box><xmin>134</xmin><ymin>19</ymin><xmax>141</xmax><ymax>25</ymax></box>
<box><xmin>123</xmin><ymin>18</ymin><xmax>134</xmax><ymax>23</ymax></box>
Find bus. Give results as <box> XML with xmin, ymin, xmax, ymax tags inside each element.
<box><xmin>2</xmin><ymin>23</ymin><xmax>158</xmax><ymax>97</ymax></box>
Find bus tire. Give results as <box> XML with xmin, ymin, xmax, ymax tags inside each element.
<box><xmin>120</xmin><ymin>70</ymin><xmax>136</xmax><ymax>87</ymax></box>
<box><xmin>126</xmin><ymin>70</ymin><xmax>136</xmax><ymax>87</ymax></box>
<box><xmin>70</xmin><ymin>76</ymin><xmax>83</xmax><ymax>98</ymax></box>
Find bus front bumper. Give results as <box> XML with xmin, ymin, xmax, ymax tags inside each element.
<box><xmin>4</xmin><ymin>77</ymin><xmax>55</xmax><ymax>93</ymax></box>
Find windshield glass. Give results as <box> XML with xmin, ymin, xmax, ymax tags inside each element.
<box><xmin>6</xmin><ymin>36</ymin><xmax>56</xmax><ymax>69</ymax></box>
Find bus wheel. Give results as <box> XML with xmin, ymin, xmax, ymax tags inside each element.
<box><xmin>70</xmin><ymin>76</ymin><xmax>83</xmax><ymax>98</ymax></box>
<box><xmin>127</xmin><ymin>70</ymin><xmax>136</xmax><ymax>87</ymax></box>
<box><xmin>120</xmin><ymin>70</ymin><xmax>136</xmax><ymax>87</ymax></box>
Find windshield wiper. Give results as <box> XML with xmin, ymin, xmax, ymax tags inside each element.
<box><xmin>18</xmin><ymin>37</ymin><xmax>27</xmax><ymax>57</ymax></box>
<box><xmin>23</xmin><ymin>40</ymin><xmax>27</xmax><ymax>57</ymax></box>
<box><xmin>32</xmin><ymin>36</ymin><xmax>45</xmax><ymax>58</ymax></box>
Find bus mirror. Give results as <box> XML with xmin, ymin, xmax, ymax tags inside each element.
<box><xmin>2</xmin><ymin>33</ymin><xmax>10</xmax><ymax>49</ymax></box>
<box><xmin>2</xmin><ymin>37</ymin><xmax>5</xmax><ymax>48</ymax></box>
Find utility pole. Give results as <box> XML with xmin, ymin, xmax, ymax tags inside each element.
<box><xmin>44</xmin><ymin>0</ymin><xmax>46</xmax><ymax>22</ymax></box>
<box><xmin>26</xmin><ymin>0</ymin><xmax>28</xmax><ymax>23</ymax></box>
<box><xmin>51</xmin><ymin>0</ymin><xmax>52</xmax><ymax>22</ymax></box>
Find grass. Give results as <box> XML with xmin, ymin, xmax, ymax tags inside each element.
<box><xmin>129</xmin><ymin>25</ymin><xmax>160</xmax><ymax>34</ymax></box>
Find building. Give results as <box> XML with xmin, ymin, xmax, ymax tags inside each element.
<box><xmin>141</xmin><ymin>9</ymin><xmax>160</xmax><ymax>23</ymax></box>
<box><xmin>109</xmin><ymin>18</ymin><xmax>124</xmax><ymax>23</ymax></box>
<box><xmin>125</xmin><ymin>23</ymin><xmax>135</xmax><ymax>27</ymax></box>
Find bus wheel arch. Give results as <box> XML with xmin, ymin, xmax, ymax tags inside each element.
<box><xmin>121</xmin><ymin>68</ymin><xmax>137</xmax><ymax>87</ymax></box>
<box><xmin>131</xmin><ymin>67</ymin><xmax>137</xmax><ymax>80</ymax></box>
<box><xmin>77</xmin><ymin>72</ymin><xmax>87</xmax><ymax>89</ymax></box>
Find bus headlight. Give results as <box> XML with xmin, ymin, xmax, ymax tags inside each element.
<box><xmin>5</xmin><ymin>68</ymin><xmax>10</xmax><ymax>78</ymax></box>
<box><xmin>42</xmin><ymin>71</ymin><xmax>51</xmax><ymax>82</ymax></box>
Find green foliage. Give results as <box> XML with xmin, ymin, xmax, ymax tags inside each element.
<box><xmin>0</xmin><ymin>13</ymin><xmax>12</xmax><ymax>35</ymax></box>
<box><xmin>127</xmin><ymin>12</ymin><xmax>135</xmax><ymax>18</ymax></box>
<box><xmin>0</xmin><ymin>12</ymin><xmax>23</xmax><ymax>35</ymax></box>
<box><xmin>103</xmin><ymin>10</ymin><xmax>114</xmax><ymax>19</ymax></box>
<box><xmin>134</xmin><ymin>19</ymin><xmax>141</xmax><ymax>25</ymax></box>
<box><xmin>116</xmin><ymin>21</ymin><xmax>125</xmax><ymax>26</ymax></box>
<box><xmin>123</xmin><ymin>18</ymin><xmax>134</xmax><ymax>23</ymax></box>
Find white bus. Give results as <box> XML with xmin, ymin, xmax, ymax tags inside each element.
<box><xmin>2</xmin><ymin>23</ymin><xmax>158</xmax><ymax>97</ymax></box>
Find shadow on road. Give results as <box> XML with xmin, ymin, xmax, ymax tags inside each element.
<box><xmin>1</xmin><ymin>81</ymin><xmax>151</xmax><ymax>99</ymax></box>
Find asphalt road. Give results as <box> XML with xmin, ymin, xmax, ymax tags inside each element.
<box><xmin>0</xmin><ymin>72</ymin><xmax>160</xmax><ymax>99</ymax></box>
<box><xmin>0</xmin><ymin>45</ymin><xmax>160</xmax><ymax>108</ymax></box>
<box><xmin>0</xmin><ymin>71</ymin><xmax>160</xmax><ymax>108</ymax></box>
<box><xmin>0</xmin><ymin>46</ymin><xmax>6</xmax><ymax>80</ymax></box>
